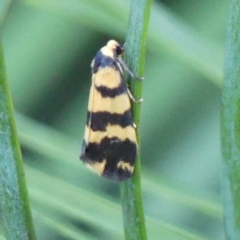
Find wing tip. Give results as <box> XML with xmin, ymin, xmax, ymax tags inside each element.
<box><xmin>80</xmin><ymin>156</ymin><xmax>134</xmax><ymax>182</ymax></box>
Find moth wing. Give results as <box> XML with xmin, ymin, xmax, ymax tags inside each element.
<box><xmin>81</xmin><ymin>67</ymin><xmax>137</xmax><ymax>181</ymax></box>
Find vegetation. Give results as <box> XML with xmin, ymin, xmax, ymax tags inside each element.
<box><xmin>0</xmin><ymin>0</ymin><xmax>228</xmax><ymax>239</ymax></box>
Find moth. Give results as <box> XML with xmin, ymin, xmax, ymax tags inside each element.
<box><xmin>80</xmin><ymin>39</ymin><xmax>143</xmax><ymax>182</ymax></box>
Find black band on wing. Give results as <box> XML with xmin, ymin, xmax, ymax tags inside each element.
<box><xmin>92</xmin><ymin>51</ymin><xmax>118</xmax><ymax>73</ymax></box>
<box><xmin>95</xmin><ymin>83</ymin><xmax>126</xmax><ymax>98</ymax></box>
<box><xmin>80</xmin><ymin>137</ymin><xmax>136</xmax><ymax>165</ymax></box>
<box><xmin>86</xmin><ymin>110</ymin><xmax>133</xmax><ymax>131</ymax></box>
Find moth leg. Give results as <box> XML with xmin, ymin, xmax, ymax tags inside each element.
<box><xmin>127</xmin><ymin>87</ymin><xmax>143</xmax><ymax>103</ymax></box>
<box><xmin>117</xmin><ymin>57</ymin><xmax>144</xmax><ymax>81</ymax></box>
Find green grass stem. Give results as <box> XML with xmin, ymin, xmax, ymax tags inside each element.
<box><xmin>221</xmin><ymin>0</ymin><xmax>240</xmax><ymax>239</ymax></box>
<box><xmin>0</xmin><ymin>41</ymin><xmax>36</xmax><ymax>239</ymax></box>
<box><xmin>120</xmin><ymin>0</ymin><xmax>152</xmax><ymax>239</ymax></box>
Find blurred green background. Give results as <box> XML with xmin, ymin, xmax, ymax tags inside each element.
<box><xmin>1</xmin><ymin>0</ymin><xmax>227</xmax><ymax>239</ymax></box>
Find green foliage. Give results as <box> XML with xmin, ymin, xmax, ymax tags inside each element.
<box><xmin>221</xmin><ymin>0</ymin><xmax>240</xmax><ymax>239</ymax></box>
<box><xmin>0</xmin><ymin>0</ymin><xmax>225</xmax><ymax>239</ymax></box>
<box><xmin>120</xmin><ymin>0</ymin><xmax>151</xmax><ymax>239</ymax></box>
<box><xmin>0</xmin><ymin>42</ymin><xmax>36</xmax><ymax>238</ymax></box>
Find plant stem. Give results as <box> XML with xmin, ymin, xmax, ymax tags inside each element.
<box><xmin>120</xmin><ymin>0</ymin><xmax>152</xmax><ymax>239</ymax></box>
<box><xmin>0</xmin><ymin>41</ymin><xmax>36</xmax><ymax>239</ymax></box>
<box><xmin>221</xmin><ymin>0</ymin><xmax>240</xmax><ymax>239</ymax></box>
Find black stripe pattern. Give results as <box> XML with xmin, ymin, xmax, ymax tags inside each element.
<box><xmin>92</xmin><ymin>50</ymin><xmax>126</xmax><ymax>98</ymax></box>
<box><xmin>86</xmin><ymin>110</ymin><xmax>133</xmax><ymax>131</ymax></box>
<box><xmin>95</xmin><ymin>83</ymin><xmax>126</xmax><ymax>98</ymax></box>
<box><xmin>81</xmin><ymin>138</ymin><xmax>136</xmax><ymax>182</ymax></box>
<box><xmin>80</xmin><ymin>42</ymin><xmax>137</xmax><ymax>182</ymax></box>
<box><xmin>92</xmin><ymin>51</ymin><xmax>119</xmax><ymax>73</ymax></box>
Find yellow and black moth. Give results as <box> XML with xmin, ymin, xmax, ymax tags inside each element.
<box><xmin>80</xmin><ymin>39</ymin><xmax>142</xmax><ymax>182</ymax></box>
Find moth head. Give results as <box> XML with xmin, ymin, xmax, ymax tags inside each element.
<box><xmin>106</xmin><ymin>40</ymin><xmax>124</xmax><ymax>57</ymax></box>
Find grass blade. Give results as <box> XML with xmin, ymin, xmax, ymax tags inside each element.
<box><xmin>221</xmin><ymin>0</ymin><xmax>240</xmax><ymax>238</ymax></box>
<box><xmin>120</xmin><ymin>0</ymin><xmax>152</xmax><ymax>239</ymax></box>
<box><xmin>0</xmin><ymin>41</ymin><xmax>36</xmax><ymax>239</ymax></box>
